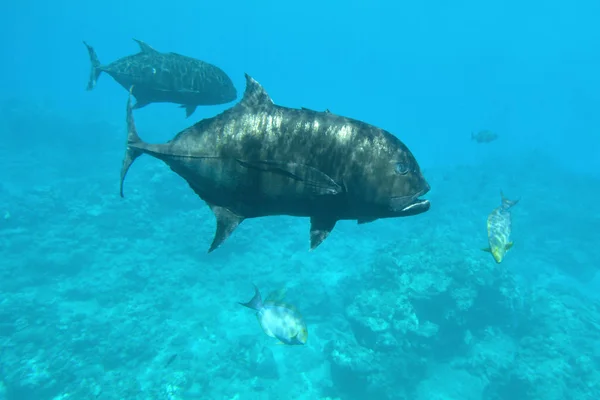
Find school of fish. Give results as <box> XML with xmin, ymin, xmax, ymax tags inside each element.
<box><xmin>82</xmin><ymin>38</ymin><xmax>519</xmax><ymax>345</ymax></box>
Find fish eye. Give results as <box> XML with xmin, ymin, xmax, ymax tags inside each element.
<box><xmin>394</xmin><ymin>162</ymin><xmax>409</xmax><ymax>175</ymax></box>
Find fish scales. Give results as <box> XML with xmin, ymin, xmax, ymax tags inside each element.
<box><xmin>83</xmin><ymin>39</ymin><xmax>236</xmax><ymax>117</ymax></box>
<box><xmin>484</xmin><ymin>192</ymin><xmax>519</xmax><ymax>263</ymax></box>
<box><xmin>119</xmin><ymin>74</ymin><xmax>431</xmax><ymax>252</ymax></box>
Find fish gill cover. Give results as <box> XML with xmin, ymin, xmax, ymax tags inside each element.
<box><xmin>0</xmin><ymin>0</ymin><xmax>600</xmax><ymax>400</ymax></box>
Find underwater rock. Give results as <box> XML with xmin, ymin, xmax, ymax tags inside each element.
<box><xmin>249</xmin><ymin>346</ymin><xmax>279</xmax><ymax>380</ymax></box>
<box><xmin>325</xmin><ymin>339</ymin><xmax>377</xmax><ymax>398</ymax></box>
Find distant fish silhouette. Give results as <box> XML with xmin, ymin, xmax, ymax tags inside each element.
<box><xmin>83</xmin><ymin>39</ymin><xmax>237</xmax><ymax>117</ymax></box>
<box><xmin>164</xmin><ymin>354</ymin><xmax>177</xmax><ymax>368</ymax></box>
<box><xmin>471</xmin><ymin>130</ymin><xmax>498</xmax><ymax>144</ymax></box>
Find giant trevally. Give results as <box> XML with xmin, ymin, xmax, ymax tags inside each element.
<box><xmin>83</xmin><ymin>39</ymin><xmax>237</xmax><ymax>117</ymax></box>
<box><xmin>483</xmin><ymin>192</ymin><xmax>519</xmax><ymax>263</ymax></box>
<box><xmin>119</xmin><ymin>74</ymin><xmax>431</xmax><ymax>252</ymax></box>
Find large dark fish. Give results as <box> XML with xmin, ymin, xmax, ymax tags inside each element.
<box><xmin>83</xmin><ymin>39</ymin><xmax>237</xmax><ymax>117</ymax></box>
<box><xmin>119</xmin><ymin>74</ymin><xmax>431</xmax><ymax>252</ymax></box>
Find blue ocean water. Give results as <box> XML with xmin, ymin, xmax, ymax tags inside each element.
<box><xmin>1</xmin><ymin>0</ymin><xmax>600</xmax><ymax>399</ymax></box>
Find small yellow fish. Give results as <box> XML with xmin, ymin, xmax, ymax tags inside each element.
<box><xmin>483</xmin><ymin>191</ymin><xmax>519</xmax><ymax>263</ymax></box>
<box><xmin>239</xmin><ymin>285</ymin><xmax>308</xmax><ymax>345</ymax></box>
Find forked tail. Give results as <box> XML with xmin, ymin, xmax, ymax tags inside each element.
<box><xmin>500</xmin><ymin>190</ymin><xmax>519</xmax><ymax>209</ymax></box>
<box><xmin>238</xmin><ymin>285</ymin><xmax>264</xmax><ymax>311</ymax></box>
<box><xmin>120</xmin><ymin>86</ymin><xmax>144</xmax><ymax>198</ymax></box>
<box><xmin>83</xmin><ymin>41</ymin><xmax>102</xmax><ymax>91</ymax></box>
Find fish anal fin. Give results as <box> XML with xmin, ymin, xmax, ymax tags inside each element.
<box><xmin>481</xmin><ymin>247</ymin><xmax>492</xmax><ymax>253</ymax></box>
<box><xmin>207</xmin><ymin>204</ymin><xmax>244</xmax><ymax>252</ymax></box>
<box><xmin>309</xmin><ymin>216</ymin><xmax>337</xmax><ymax>250</ymax></box>
<box><xmin>133</xmin><ymin>38</ymin><xmax>159</xmax><ymax>53</ymax></box>
<box><xmin>505</xmin><ymin>241</ymin><xmax>514</xmax><ymax>250</ymax></box>
<box><xmin>184</xmin><ymin>104</ymin><xmax>197</xmax><ymax>118</ymax></box>
<box><xmin>240</xmin><ymin>74</ymin><xmax>273</xmax><ymax>108</ymax></box>
<box><xmin>357</xmin><ymin>218</ymin><xmax>377</xmax><ymax>224</ymax></box>
<box><xmin>132</xmin><ymin>98</ymin><xmax>151</xmax><ymax>109</ymax></box>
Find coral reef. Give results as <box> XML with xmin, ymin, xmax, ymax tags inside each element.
<box><xmin>0</xmin><ymin>108</ymin><xmax>599</xmax><ymax>399</ymax></box>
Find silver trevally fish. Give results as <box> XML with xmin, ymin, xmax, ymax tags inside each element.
<box><xmin>482</xmin><ymin>191</ymin><xmax>519</xmax><ymax>263</ymax></box>
<box><xmin>239</xmin><ymin>285</ymin><xmax>308</xmax><ymax>345</ymax></box>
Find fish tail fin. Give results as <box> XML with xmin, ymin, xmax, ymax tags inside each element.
<box><xmin>500</xmin><ymin>191</ymin><xmax>519</xmax><ymax>208</ymax></box>
<box><xmin>120</xmin><ymin>86</ymin><xmax>145</xmax><ymax>198</ymax></box>
<box><xmin>238</xmin><ymin>284</ymin><xmax>263</xmax><ymax>311</ymax></box>
<box><xmin>83</xmin><ymin>41</ymin><xmax>102</xmax><ymax>91</ymax></box>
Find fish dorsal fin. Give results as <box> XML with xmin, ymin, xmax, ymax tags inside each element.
<box><xmin>265</xmin><ymin>288</ymin><xmax>287</xmax><ymax>303</ymax></box>
<box><xmin>133</xmin><ymin>39</ymin><xmax>159</xmax><ymax>54</ymax></box>
<box><xmin>240</xmin><ymin>74</ymin><xmax>273</xmax><ymax>109</ymax></box>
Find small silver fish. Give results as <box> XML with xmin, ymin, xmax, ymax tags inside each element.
<box><xmin>239</xmin><ymin>285</ymin><xmax>308</xmax><ymax>345</ymax></box>
<box><xmin>483</xmin><ymin>191</ymin><xmax>519</xmax><ymax>263</ymax></box>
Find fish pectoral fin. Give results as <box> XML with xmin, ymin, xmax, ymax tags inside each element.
<box><xmin>505</xmin><ymin>242</ymin><xmax>514</xmax><ymax>250</ymax></box>
<box><xmin>236</xmin><ymin>160</ymin><xmax>342</xmax><ymax>195</ymax></box>
<box><xmin>179</xmin><ymin>104</ymin><xmax>197</xmax><ymax>118</ymax></box>
<box><xmin>481</xmin><ymin>247</ymin><xmax>492</xmax><ymax>253</ymax></box>
<box><xmin>207</xmin><ymin>203</ymin><xmax>244</xmax><ymax>253</ymax></box>
<box><xmin>272</xmin><ymin>332</ymin><xmax>297</xmax><ymax>345</ymax></box>
<box><xmin>309</xmin><ymin>216</ymin><xmax>337</xmax><ymax>250</ymax></box>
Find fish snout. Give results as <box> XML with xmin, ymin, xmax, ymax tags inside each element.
<box><xmin>420</xmin><ymin>179</ymin><xmax>431</xmax><ymax>196</ymax></box>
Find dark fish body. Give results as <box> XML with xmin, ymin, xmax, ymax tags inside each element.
<box><xmin>471</xmin><ymin>130</ymin><xmax>498</xmax><ymax>143</ymax></box>
<box><xmin>83</xmin><ymin>39</ymin><xmax>237</xmax><ymax>117</ymax></box>
<box><xmin>120</xmin><ymin>74</ymin><xmax>431</xmax><ymax>252</ymax></box>
<box><xmin>483</xmin><ymin>192</ymin><xmax>519</xmax><ymax>263</ymax></box>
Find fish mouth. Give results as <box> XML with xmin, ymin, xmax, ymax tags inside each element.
<box><xmin>390</xmin><ymin>186</ymin><xmax>431</xmax><ymax>216</ymax></box>
<box><xmin>397</xmin><ymin>198</ymin><xmax>430</xmax><ymax>216</ymax></box>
